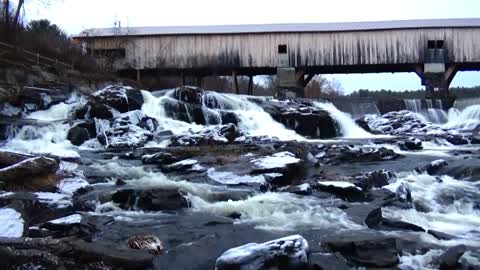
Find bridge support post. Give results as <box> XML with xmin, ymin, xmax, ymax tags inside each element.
<box><xmin>276</xmin><ymin>68</ymin><xmax>306</xmax><ymax>98</ymax></box>
<box><xmin>232</xmin><ymin>71</ymin><xmax>239</xmax><ymax>95</ymax></box>
<box><xmin>181</xmin><ymin>72</ymin><xmax>186</xmax><ymax>86</ymax></box>
<box><xmin>136</xmin><ymin>69</ymin><xmax>141</xmax><ymax>82</ymax></box>
<box><xmin>247</xmin><ymin>75</ymin><xmax>253</xmax><ymax>95</ymax></box>
<box><xmin>416</xmin><ymin>64</ymin><xmax>457</xmax><ymax>99</ymax></box>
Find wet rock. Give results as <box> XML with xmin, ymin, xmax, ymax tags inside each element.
<box><xmin>220</xmin><ymin>111</ymin><xmax>239</xmax><ymax>125</ymax></box>
<box><xmin>97</xmin><ymin>125</ymin><xmax>153</xmax><ymax>149</ymax></box>
<box><xmin>398</xmin><ymin>137</ymin><xmax>423</xmax><ymax>150</ymax></box>
<box><xmin>434</xmin><ymin>245</ymin><xmax>466</xmax><ymax>270</ymax></box>
<box><xmin>323</xmin><ymin>237</ymin><xmax>399</xmax><ymax>267</ymax></box>
<box><xmin>68</xmin><ymin>239</ymin><xmax>155</xmax><ymax>269</ymax></box>
<box><xmin>355</xmin><ymin>117</ymin><xmax>373</xmax><ymax>133</ymax></box>
<box><xmin>67</xmin><ymin>121</ymin><xmax>96</xmax><ymax>146</ymax></box>
<box><xmin>385</xmin><ymin>183</ymin><xmax>413</xmax><ymax>209</ymax></box>
<box><xmin>111</xmin><ymin>110</ymin><xmax>158</xmax><ymax>132</ymax></box>
<box><xmin>364</xmin><ymin>208</ymin><xmax>383</xmax><ymax>228</ymax></box>
<box><xmin>365</xmin><ymin>207</ymin><xmax>424</xmax><ymax>232</ymax></box>
<box><xmin>111</xmin><ymin>188</ymin><xmax>190</xmax><ymax>211</ymax></box>
<box><xmin>445</xmin><ymin>134</ymin><xmax>469</xmax><ymax>145</ymax></box>
<box><xmin>0</xmin><ymin>156</ymin><xmax>59</xmax><ymax>190</ymax></box>
<box><xmin>85</xmin><ymin>85</ymin><xmax>144</xmax><ymax>119</ymax></box>
<box><xmin>308</xmin><ymin>253</ymin><xmax>349</xmax><ymax>270</ymax></box>
<box><xmin>0</xmin><ymin>151</ymin><xmax>33</xmax><ymax>167</ymax></box>
<box><xmin>169</xmin><ymin>124</ymin><xmax>242</xmax><ymax>147</ymax></box>
<box><xmin>162</xmin><ymin>159</ymin><xmax>199</xmax><ymax>172</ymax></box>
<box><xmin>355</xmin><ymin>170</ymin><xmax>395</xmax><ymax>190</ymax></box>
<box><xmin>220</xmin><ymin>123</ymin><xmax>241</xmax><ymax>142</ymax></box>
<box><xmin>428</xmin><ymin>229</ymin><xmax>456</xmax><ymax>240</ymax></box>
<box><xmin>312</xmin><ymin>181</ymin><xmax>365</xmax><ymax>202</ymax></box>
<box><xmin>41</xmin><ymin>214</ymin><xmax>95</xmax><ymax>239</ymax></box>
<box><xmin>215</xmin><ymin>235</ymin><xmax>309</xmax><ymax>270</ymax></box>
<box><xmin>142</xmin><ymin>152</ymin><xmax>178</xmax><ymax>165</ymax></box>
<box><xmin>96</xmin><ymin>110</ymin><xmax>159</xmax><ymax>148</ymax></box>
<box><xmin>282</xmin><ymin>183</ymin><xmax>312</xmax><ymax>196</ymax></box>
<box><xmin>128</xmin><ymin>234</ymin><xmax>164</xmax><ymax>255</ymax></box>
<box><xmin>319</xmin><ymin>145</ymin><xmax>401</xmax><ymax>164</ymax></box>
<box><xmin>173</xmin><ymin>86</ymin><xmax>204</xmax><ymax>104</ymax></box>
<box><xmin>261</xmin><ymin>100</ymin><xmax>338</xmax><ymax>138</ymax></box>
<box><xmin>421</xmin><ymin>159</ymin><xmax>448</xmax><ymax>175</ymax></box>
<box><xmin>380</xmin><ymin>219</ymin><xmax>425</xmax><ymax>232</ymax></box>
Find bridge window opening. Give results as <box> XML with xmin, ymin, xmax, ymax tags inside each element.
<box><xmin>278</xmin><ymin>44</ymin><xmax>287</xmax><ymax>54</ymax></box>
<box><xmin>427</xmin><ymin>40</ymin><xmax>445</xmax><ymax>49</ymax></box>
<box><xmin>436</xmin><ymin>40</ymin><xmax>445</xmax><ymax>49</ymax></box>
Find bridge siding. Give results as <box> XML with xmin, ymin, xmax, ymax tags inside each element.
<box><xmin>84</xmin><ymin>28</ymin><xmax>480</xmax><ymax>70</ymax></box>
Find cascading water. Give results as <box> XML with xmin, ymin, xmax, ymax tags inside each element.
<box><xmin>2</xmin><ymin>94</ymin><xmax>84</xmax><ymax>157</ymax></box>
<box><xmin>444</xmin><ymin>105</ymin><xmax>480</xmax><ymax>130</ymax></box>
<box><xmin>142</xmin><ymin>90</ymin><xmax>304</xmax><ymax>141</ymax></box>
<box><xmin>404</xmin><ymin>99</ymin><xmax>448</xmax><ymax>124</ymax></box>
<box><xmin>384</xmin><ymin>172</ymin><xmax>480</xmax><ymax>247</ymax></box>
<box><xmin>313</xmin><ymin>101</ymin><xmax>374</xmax><ymax>138</ymax></box>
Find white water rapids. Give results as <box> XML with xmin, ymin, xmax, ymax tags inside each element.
<box><xmin>2</xmin><ymin>87</ymin><xmax>480</xmax><ymax>269</ymax></box>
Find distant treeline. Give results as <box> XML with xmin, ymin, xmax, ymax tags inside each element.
<box><xmin>347</xmin><ymin>86</ymin><xmax>480</xmax><ymax>100</ymax></box>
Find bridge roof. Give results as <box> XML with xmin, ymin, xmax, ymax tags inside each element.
<box><xmin>77</xmin><ymin>18</ymin><xmax>480</xmax><ymax>38</ymax></box>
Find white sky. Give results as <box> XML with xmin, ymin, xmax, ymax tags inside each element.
<box><xmin>24</xmin><ymin>0</ymin><xmax>480</xmax><ymax>93</ymax></box>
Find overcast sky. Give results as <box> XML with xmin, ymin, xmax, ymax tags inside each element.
<box><xmin>24</xmin><ymin>0</ymin><xmax>480</xmax><ymax>93</ymax></box>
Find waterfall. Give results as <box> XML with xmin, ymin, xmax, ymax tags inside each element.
<box><xmin>444</xmin><ymin>104</ymin><xmax>480</xmax><ymax>130</ymax></box>
<box><xmin>454</xmin><ymin>97</ymin><xmax>480</xmax><ymax>111</ymax></box>
<box><xmin>313</xmin><ymin>102</ymin><xmax>373</xmax><ymax>138</ymax></box>
<box><xmin>141</xmin><ymin>90</ymin><xmax>303</xmax><ymax>141</ymax></box>
<box><xmin>404</xmin><ymin>99</ymin><xmax>448</xmax><ymax>124</ymax></box>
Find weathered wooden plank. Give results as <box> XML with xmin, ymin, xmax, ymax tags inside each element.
<box><xmin>82</xmin><ymin>28</ymin><xmax>480</xmax><ymax>71</ymax></box>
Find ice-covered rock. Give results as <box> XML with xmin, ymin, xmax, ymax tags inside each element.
<box><xmin>78</xmin><ymin>85</ymin><xmax>144</xmax><ymax>119</ymax></box>
<box><xmin>251</xmin><ymin>151</ymin><xmax>301</xmax><ymax>170</ymax></box>
<box><xmin>169</xmin><ymin>124</ymin><xmax>242</xmax><ymax>146</ymax></box>
<box><xmin>0</xmin><ymin>208</ymin><xmax>24</xmax><ymax>238</ymax></box>
<box><xmin>215</xmin><ymin>235</ymin><xmax>309</xmax><ymax>270</ymax></box>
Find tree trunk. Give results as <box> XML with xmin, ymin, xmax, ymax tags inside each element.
<box><xmin>4</xmin><ymin>0</ymin><xmax>11</xmax><ymax>41</ymax></box>
<box><xmin>11</xmin><ymin>0</ymin><xmax>24</xmax><ymax>42</ymax></box>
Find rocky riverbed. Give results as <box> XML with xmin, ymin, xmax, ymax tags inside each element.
<box><xmin>0</xmin><ymin>85</ymin><xmax>479</xmax><ymax>270</ymax></box>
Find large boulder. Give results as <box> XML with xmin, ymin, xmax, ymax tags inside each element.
<box><xmin>215</xmin><ymin>235</ymin><xmax>309</xmax><ymax>270</ymax></box>
<box><xmin>323</xmin><ymin>237</ymin><xmax>400</xmax><ymax>267</ymax></box>
<box><xmin>173</xmin><ymin>86</ymin><xmax>204</xmax><ymax>104</ymax></box>
<box><xmin>260</xmin><ymin>100</ymin><xmax>338</xmax><ymax>138</ymax></box>
<box><xmin>0</xmin><ymin>155</ymin><xmax>59</xmax><ymax>190</ymax></box>
<box><xmin>355</xmin><ymin>170</ymin><xmax>395</xmax><ymax>190</ymax></box>
<box><xmin>111</xmin><ymin>188</ymin><xmax>190</xmax><ymax>211</ymax></box>
<box><xmin>316</xmin><ymin>145</ymin><xmax>401</xmax><ymax>165</ymax></box>
<box><xmin>80</xmin><ymin>85</ymin><xmax>144</xmax><ymax>119</ymax></box>
<box><xmin>67</xmin><ymin>121</ymin><xmax>96</xmax><ymax>146</ymax></box>
<box><xmin>433</xmin><ymin>245</ymin><xmax>466</xmax><ymax>270</ymax></box>
<box><xmin>169</xmin><ymin>124</ymin><xmax>242</xmax><ymax>147</ymax></box>
<box><xmin>96</xmin><ymin>110</ymin><xmax>158</xmax><ymax>149</ymax></box>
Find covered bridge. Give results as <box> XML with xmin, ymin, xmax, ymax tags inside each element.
<box><xmin>74</xmin><ymin>18</ymin><xmax>480</xmax><ymax>97</ymax></box>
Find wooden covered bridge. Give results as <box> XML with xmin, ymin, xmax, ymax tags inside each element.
<box><xmin>74</xmin><ymin>18</ymin><xmax>480</xmax><ymax>97</ymax></box>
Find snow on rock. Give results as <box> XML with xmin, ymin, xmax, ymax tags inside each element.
<box><xmin>207</xmin><ymin>168</ymin><xmax>265</xmax><ymax>185</ymax></box>
<box><xmin>251</xmin><ymin>151</ymin><xmax>301</xmax><ymax>169</ymax></box>
<box><xmin>0</xmin><ymin>208</ymin><xmax>24</xmax><ymax>238</ymax></box>
<box><xmin>215</xmin><ymin>235</ymin><xmax>309</xmax><ymax>270</ymax></box>
<box><xmin>47</xmin><ymin>214</ymin><xmax>82</xmax><ymax>225</ymax></box>
<box><xmin>317</xmin><ymin>181</ymin><xmax>362</xmax><ymax>190</ymax></box>
<box><xmin>34</xmin><ymin>192</ymin><xmax>72</xmax><ymax>208</ymax></box>
<box><xmin>57</xmin><ymin>177</ymin><xmax>90</xmax><ymax>195</ymax></box>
